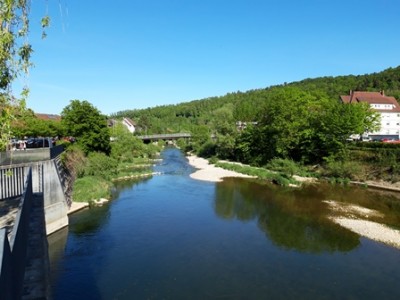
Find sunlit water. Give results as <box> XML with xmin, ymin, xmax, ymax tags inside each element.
<box><xmin>49</xmin><ymin>148</ymin><xmax>400</xmax><ymax>299</ymax></box>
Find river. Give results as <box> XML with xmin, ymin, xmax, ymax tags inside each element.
<box><xmin>48</xmin><ymin>148</ymin><xmax>400</xmax><ymax>299</ymax></box>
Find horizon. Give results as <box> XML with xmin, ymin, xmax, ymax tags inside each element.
<box><xmin>22</xmin><ymin>0</ymin><xmax>400</xmax><ymax>115</ymax></box>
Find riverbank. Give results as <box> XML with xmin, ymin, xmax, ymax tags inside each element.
<box><xmin>187</xmin><ymin>155</ymin><xmax>256</xmax><ymax>182</ymax></box>
<box><xmin>324</xmin><ymin>200</ymin><xmax>400</xmax><ymax>249</ymax></box>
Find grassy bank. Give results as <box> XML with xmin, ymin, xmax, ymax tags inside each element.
<box><xmin>215</xmin><ymin>161</ymin><xmax>300</xmax><ymax>186</ymax></box>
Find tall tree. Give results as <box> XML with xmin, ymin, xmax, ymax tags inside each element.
<box><xmin>61</xmin><ymin>100</ymin><xmax>111</xmax><ymax>154</ymax></box>
<box><xmin>0</xmin><ymin>1</ymin><xmax>49</xmax><ymax>150</ymax></box>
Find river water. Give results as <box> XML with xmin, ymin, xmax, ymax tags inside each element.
<box><xmin>48</xmin><ymin>148</ymin><xmax>400</xmax><ymax>299</ymax></box>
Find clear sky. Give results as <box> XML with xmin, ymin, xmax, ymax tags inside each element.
<box><xmin>23</xmin><ymin>0</ymin><xmax>400</xmax><ymax>115</ymax></box>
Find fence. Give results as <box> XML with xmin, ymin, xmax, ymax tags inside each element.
<box><xmin>0</xmin><ymin>163</ymin><xmax>43</xmax><ymax>200</ymax></box>
<box><xmin>0</xmin><ymin>166</ymin><xmax>26</xmax><ymax>200</ymax></box>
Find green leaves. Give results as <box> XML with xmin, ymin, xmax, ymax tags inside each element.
<box><xmin>61</xmin><ymin>100</ymin><xmax>111</xmax><ymax>155</ymax></box>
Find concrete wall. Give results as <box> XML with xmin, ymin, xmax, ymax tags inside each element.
<box><xmin>42</xmin><ymin>159</ymin><xmax>69</xmax><ymax>235</ymax></box>
<box><xmin>0</xmin><ymin>145</ymin><xmax>64</xmax><ymax>166</ymax></box>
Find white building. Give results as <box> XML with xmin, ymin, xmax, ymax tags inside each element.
<box><xmin>340</xmin><ymin>91</ymin><xmax>400</xmax><ymax>140</ymax></box>
<box><xmin>122</xmin><ymin>117</ymin><xmax>136</xmax><ymax>134</ymax></box>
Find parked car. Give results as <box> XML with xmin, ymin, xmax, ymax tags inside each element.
<box><xmin>26</xmin><ymin>137</ymin><xmax>53</xmax><ymax>148</ymax></box>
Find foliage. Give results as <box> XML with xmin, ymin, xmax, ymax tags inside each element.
<box><xmin>72</xmin><ymin>176</ymin><xmax>112</xmax><ymax>203</ymax></box>
<box><xmin>111</xmin><ymin>123</ymin><xmax>146</xmax><ymax>162</ymax></box>
<box><xmin>11</xmin><ymin>110</ymin><xmax>65</xmax><ymax>138</ymax></box>
<box><xmin>61</xmin><ymin>100</ymin><xmax>111</xmax><ymax>154</ymax></box>
<box><xmin>323</xmin><ymin>155</ymin><xmax>365</xmax><ymax>181</ymax></box>
<box><xmin>266</xmin><ymin>158</ymin><xmax>304</xmax><ymax>177</ymax></box>
<box><xmin>83</xmin><ymin>152</ymin><xmax>118</xmax><ymax>179</ymax></box>
<box><xmin>0</xmin><ymin>1</ymin><xmax>50</xmax><ymax>151</ymax></box>
<box><xmin>197</xmin><ymin>141</ymin><xmax>216</xmax><ymax>158</ymax></box>
<box><xmin>61</xmin><ymin>144</ymin><xmax>87</xmax><ymax>179</ymax></box>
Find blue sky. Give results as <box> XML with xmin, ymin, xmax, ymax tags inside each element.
<box><xmin>24</xmin><ymin>0</ymin><xmax>400</xmax><ymax>115</ymax></box>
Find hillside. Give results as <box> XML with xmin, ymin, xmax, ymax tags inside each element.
<box><xmin>112</xmin><ymin>66</ymin><xmax>400</xmax><ymax>134</ymax></box>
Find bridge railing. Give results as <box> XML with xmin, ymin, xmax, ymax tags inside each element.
<box><xmin>0</xmin><ymin>169</ymin><xmax>33</xmax><ymax>300</ymax></box>
<box><xmin>0</xmin><ymin>165</ymin><xmax>26</xmax><ymax>200</ymax></box>
<box><xmin>0</xmin><ymin>163</ymin><xmax>44</xmax><ymax>200</ymax></box>
<box><xmin>138</xmin><ymin>133</ymin><xmax>191</xmax><ymax>140</ymax></box>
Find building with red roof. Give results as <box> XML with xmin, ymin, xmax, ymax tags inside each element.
<box><xmin>340</xmin><ymin>91</ymin><xmax>400</xmax><ymax>140</ymax></box>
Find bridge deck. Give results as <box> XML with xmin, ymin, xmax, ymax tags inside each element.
<box><xmin>22</xmin><ymin>193</ymin><xmax>50</xmax><ymax>299</ymax></box>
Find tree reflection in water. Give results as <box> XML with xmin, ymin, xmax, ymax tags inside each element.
<box><xmin>214</xmin><ymin>178</ymin><xmax>360</xmax><ymax>253</ymax></box>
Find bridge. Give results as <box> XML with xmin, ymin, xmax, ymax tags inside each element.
<box><xmin>0</xmin><ymin>146</ymin><xmax>71</xmax><ymax>299</ymax></box>
<box><xmin>138</xmin><ymin>133</ymin><xmax>191</xmax><ymax>143</ymax></box>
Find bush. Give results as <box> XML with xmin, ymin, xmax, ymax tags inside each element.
<box><xmin>208</xmin><ymin>156</ymin><xmax>219</xmax><ymax>164</ymax></box>
<box><xmin>323</xmin><ymin>158</ymin><xmax>364</xmax><ymax>180</ymax></box>
<box><xmin>198</xmin><ymin>141</ymin><xmax>216</xmax><ymax>158</ymax></box>
<box><xmin>61</xmin><ymin>144</ymin><xmax>87</xmax><ymax>179</ymax></box>
<box><xmin>83</xmin><ymin>152</ymin><xmax>118</xmax><ymax>179</ymax></box>
<box><xmin>266</xmin><ymin>158</ymin><xmax>299</xmax><ymax>177</ymax></box>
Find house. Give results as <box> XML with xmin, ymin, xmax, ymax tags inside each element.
<box><xmin>122</xmin><ymin>117</ymin><xmax>136</xmax><ymax>134</ymax></box>
<box><xmin>340</xmin><ymin>91</ymin><xmax>400</xmax><ymax>140</ymax></box>
<box><xmin>35</xmin><ymin>113</ymin><xmax>61</xmax><ymax>121</ymax></box>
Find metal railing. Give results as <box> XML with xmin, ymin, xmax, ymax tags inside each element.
<box><xmin>138</xmin><ymin>133</ymin><xmax>191</xmax><ymax>140</ymax></box>
<box><xmin>0</xmin><ymin>166</ymin><xmax>26</xmax><ymax>200</ymax></box>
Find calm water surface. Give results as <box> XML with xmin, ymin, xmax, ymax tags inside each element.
<box><xmin>49</xmin><ymin>148</ymin><xmax>400</xmax><ymax>299</ymax></box>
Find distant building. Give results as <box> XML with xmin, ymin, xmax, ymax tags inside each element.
<box><xmin>122</xmin><ymin>117</ymin><xmax>137</xmax><ymax>133</ymax></box>
<box><xmin>340</xmin><ymin>91</ymin><xmax>400</xmax><ymax>140</ymax></box>
<box><xmin>236</xmin><ymin>121</ymin><xmax>258</xmax><ymax>131</ymax></box>
<box><xmin>35</xmin><ymin>113</ymin><xmax>61</xmax><ymax>121</ymax></box>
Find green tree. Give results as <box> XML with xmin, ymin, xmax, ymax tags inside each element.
<box><xmin>110</xmin><ymin>123</ymin><xmax>147</xmax><ymax>161</ymax></box>
<box><xmin>0</xmin><ymin>1</ymin><xmax>49</xmax><ymax>150</ymax></box>
<box><xmin>61</xmin><ymin>100</ymin><xmax>111</xmax><ymax>154</ymax></box>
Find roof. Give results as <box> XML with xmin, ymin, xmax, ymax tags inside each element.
<box><xmin>35</xmin><ymin>113</ymin><xmax>61</xmax><ymax>121</ymax></box>
<box><xmin>123</xmin><ymin>117</ymin><xmax>136</xmax><ymax>126</ymax></box>
<box><xmin>340</xmin><ymin>91</ymin><xmax>400</xmax><ymax>113</ymax></box>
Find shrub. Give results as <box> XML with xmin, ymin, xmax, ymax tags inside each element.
<box><xmin>83</xmin><ymin>152</ymin><xmax>118</xmax><ymax>179</ymax></box>
<box><xmin>61</xmin><ymin>144</ymin><xmax>87</xmax><ymax>179</ymax></box>
<box><xmin>208</xmin><ymin>156</ymin><xmax>219</xmax><ymax>164</ymax></box>
<box><xmin>266</xmin><ymin>158</ymin><xmax>299</xmax><ymax>176</ymax></box>
<box><xmin>198</xmin><ymin>141</ymin><xmax>216</xmax><ymax>158</ymax></box>
<box><xmin>323</xmin><ymin>157</ymin><xmax>364</xmax><ymax>180</ymax></box>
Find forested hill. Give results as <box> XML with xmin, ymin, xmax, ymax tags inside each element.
<box><xmin>112</xmin><ymin>66</ymin><xmax>400</xmax><ymax>134</ymax></box>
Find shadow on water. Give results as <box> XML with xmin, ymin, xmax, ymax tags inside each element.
<box><xmin>214</xmin><ymin>178</ymin><xmax>361</xmax><ymax>253</ymax></box>
<box><xmin>48</xmin><ymin>205</ymin><xmax>114</xmax><ymax>300</ymax></box>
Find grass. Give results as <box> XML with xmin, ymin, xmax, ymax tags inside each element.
<box><xmin>72</xmin><ymin>176</ymin><xmax>112</xmax><ymax>203</ymax></box>
<box><xmin>215</xmin><ymin>162</ymin><xmax>299</xmax><ymax>186</ymax></box>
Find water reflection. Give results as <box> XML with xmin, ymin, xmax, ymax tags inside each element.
<box><xmin>68</xmin><ymin>205</ymin><xmax>111</xmax><ymax>235</ymax></box>
<box><xmin>215</xmin><ymin>178</ymin><xmax>360</xmax><ymax>253</ymax></box>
